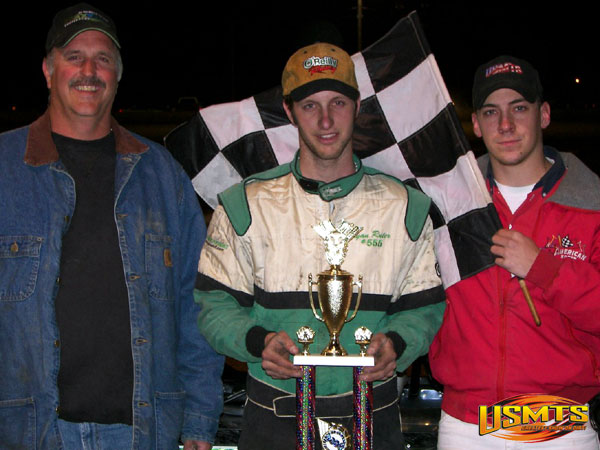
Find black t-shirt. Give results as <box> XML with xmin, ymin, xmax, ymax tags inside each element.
<box><xmin>53</xmin><ymin>132</ymin><xmax>133</xmax><ymax>425</ymax></box>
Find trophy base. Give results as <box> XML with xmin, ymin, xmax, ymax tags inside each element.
<box><xmin>293</xmin><ymin>355</ymin><xmax>374</xmax><ymax>367</ymax></box>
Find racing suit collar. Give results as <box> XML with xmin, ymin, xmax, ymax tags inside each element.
<box><xmin>290</xmin><ymin>151</ymin><xmax>364</xmax><ymax>201</ymax></box>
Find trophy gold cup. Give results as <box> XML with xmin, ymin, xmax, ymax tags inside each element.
<box><xmin>308</xmin><ymin>219</ymin><xmax>363</xmax><ymax>356</ymax></box>
<box><xmin>293</xmin><ymin>220</ymin><xmax>374</xmax><ymax>450</ymax></box>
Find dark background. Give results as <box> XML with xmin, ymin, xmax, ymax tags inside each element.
<box><xmin>2</xmin><ymin>0</ymin><xmax>598</xmax><ymax>109</ymax></box>
<box><xmin>2</xmin><ymin>0</ymin><xmax>598</xmax><ymax>165</ymax></box>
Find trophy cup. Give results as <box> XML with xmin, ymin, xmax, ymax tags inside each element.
<box><xmin>309</xmin><ymin>219</ymin><xmax>363</xmax><ymax>356</ymax></box>
<box><xmin>293</xmin><ymin>220</ymin><xmax>374</xmax><ymax>450</ymax></box>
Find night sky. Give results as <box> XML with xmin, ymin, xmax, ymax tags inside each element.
<box><xmin>2</xmin><ymin>0</ymin><xmax>598</xmax><ymax>112</ymax></box>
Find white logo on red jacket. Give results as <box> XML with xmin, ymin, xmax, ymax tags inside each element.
<box><xmin>545</xmin><ymin>235</ymin><xmax>587</xmax><ymax>261</ymax></box>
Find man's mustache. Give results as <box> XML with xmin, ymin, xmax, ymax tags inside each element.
<box><xmin>69</xmin><ymin>76</ymin><xmax>106</xmax><ymax>89</ymax></box>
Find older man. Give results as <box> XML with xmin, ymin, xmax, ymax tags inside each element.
<box><xmin>0</xmin><ymin>3</ymin><xmax>223</xmax><ymax>449</ymax></box>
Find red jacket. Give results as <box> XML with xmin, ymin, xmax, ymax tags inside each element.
<box><xmin>429</xmin><ymin>148</ymin><xmax>600</xmax><ymax>424</ymax></box>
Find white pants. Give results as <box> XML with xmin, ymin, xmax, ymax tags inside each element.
<box><xmin>437</xmin><ymin>410</ymin><xmax>600</xmax><ymax>449</ymax></box>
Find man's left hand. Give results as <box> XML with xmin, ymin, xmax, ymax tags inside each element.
<box><xmin>491</xmin><ymin>229</ymin><xmax>539</xmax><ymax>278</ymax></box>
<box><xmin>359</xmin><ymin>332</ymin><xmax>397</xmax><ymax>382</ymax></box>
<box><xmin>183</xmin><ymin>440</ymin><xmax>212</xmax><ymax>450</ymax></box>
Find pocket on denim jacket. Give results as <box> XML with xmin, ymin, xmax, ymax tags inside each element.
<box><xmin>145</xmin><ymin>234</ymin><xmax>175</xmax><ymax>301</ymax></box>
<box><xmin>0</xmin><ymin>397</ymin><xmax>36</xmax><ymax>449</ymax></box>
<box><xmin>154</xmin><ymin>390</ymin><xmax>185</xmax><ymax>449</ymax></box>
<box><xmin>0</xmin><ymin>235</ymin><xmax>43</xmax><ymax>302</ymax></box>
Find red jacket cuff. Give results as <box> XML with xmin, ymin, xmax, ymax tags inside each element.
<box><xmin>526</xmin><ymin>249</ymin><xmax>562</xmax><ymax>290</ymax></box>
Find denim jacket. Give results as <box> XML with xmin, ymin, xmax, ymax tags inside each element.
<box><xmin>0</xmin><ymin>112</ymin><xmax>224</xmax><ymax>449</ymax></box>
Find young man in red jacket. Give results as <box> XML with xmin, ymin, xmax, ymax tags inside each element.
<box><xmin>430</xmin><ymin>55</ymin><xmax>600</xmax><ymax>448</ymax></box>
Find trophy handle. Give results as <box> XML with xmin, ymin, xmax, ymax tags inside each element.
<box><xmin>345</xmin><ymin>274</ymin><xmax>363</xmax><ymax>323</ymax></box>
<box><xmin>308</xmin><ymin>273</ymin><xmax>324</xmax><ymax>322</ymax></box>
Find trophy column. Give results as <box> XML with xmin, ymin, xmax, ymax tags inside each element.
<box><xmin>294</xmin><ymin>327</ymin><xmax>374</xmax><ymax>450</ymax></box>
<box><xmin>296</xmin><ymin>365</ymin><xmax>316</xmax><ymax>450</ymax></box>
<box><xmin>353</xmin><ymin>328</ymin><xmax>374</xmax><ymax>450</ymax></box>
<box><xmin>296</xmin><ymin>327</ymin><xmax>316</xmax><ymax>450</ymax></box>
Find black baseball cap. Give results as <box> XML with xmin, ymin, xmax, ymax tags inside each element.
<box><xmin>472</xmin><ymin>55</ymin><xmax>543</xmax><ymax>110</ymax></box>
<box><xmin>45</xmin><ymin>3</ymin><xmax>120</xmax><ymax>54</ymax></box>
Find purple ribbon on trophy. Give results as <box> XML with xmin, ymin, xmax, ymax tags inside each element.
<box><xmin>353</xmin><ymin>368</ymin><xmax>373</xmax><ymax>450</ymax></box>
<box><xmin>296</xmin><ymin>327</ymin><xmax>316</xmax><ymax>450</ymax></box>
<box><xmin>353</xmin><ymin>327</ymin><xmax>374</xmax><ymax>450</ymax></box>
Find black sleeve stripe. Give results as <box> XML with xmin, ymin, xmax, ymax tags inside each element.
<box><xmin>195</xmin><ymin>279</ymin><xmax>445</xmax><ymax>314</ymax></box>
<box><xmin>195</xmin><ymin>273</ymin><xmax>254</xmax><ymax>307</ymax></box>
<box><xmin>246</xmin><ymin>326</ymin><xmax>272</xmax><ymax>358</ymax></box>
<box><xmin>385</xmin><ymin>331</ymin><xmax>407</xmax><ymax>359</ymax></box>
<box><xmin>254</xmin><ymin>284</ymin><xmax>392</xmax><ymax>311</ymax></box>
<box><xmin>387</xmin><ymin>285</ymin><xmax>445</xmax><ymax>315</ymax></box>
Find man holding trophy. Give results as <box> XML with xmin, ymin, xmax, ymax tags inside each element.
<box><xmin>196</xmin><ymin>42</ymin><xmax>445</xmax><ymax>449</ymax></box>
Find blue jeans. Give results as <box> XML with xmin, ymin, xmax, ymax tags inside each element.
<box><xmin>57</xmin><ymin>419</ymin><xmax>132</xmax><ymax>449</ymax></box>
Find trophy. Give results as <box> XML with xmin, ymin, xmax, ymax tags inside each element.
<box><xmin>293</xmin><ymin>220</ymin><xmax>374</xmax><ymax>450</ymax></box>
<box><xmin>309</xmin><ymin>219</ymin><xmax>363</xmax><ymax>356</ymax></box>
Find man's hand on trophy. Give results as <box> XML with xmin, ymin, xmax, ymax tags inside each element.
<box><xmin>359</xmin><ymin>333</ymin><xmax>397</xmax><ymax>382</ymax></box>
<box><xmin>262</xmin><ymin>331</ymin><xmax>303</xmax><ymax>379</ymax></box>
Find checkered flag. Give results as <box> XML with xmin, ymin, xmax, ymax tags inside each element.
<box><xmin>165</xmin><ymin>11</ymin><xmax>501</xmax><ymax>288</ymax></box>
<box><xmin>561</xmin><ymin>236</ymin><xmax>573</xmax><ymax>248</ymax></box>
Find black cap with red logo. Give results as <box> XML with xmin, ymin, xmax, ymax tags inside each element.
<box><xmin>472</xmin><ymin>55</ymin><xmax>543</xmax><ymax>110</ymax></box>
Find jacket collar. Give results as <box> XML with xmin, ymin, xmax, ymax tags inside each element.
<box><xmin>24</xmin><ymin>110</ymin><xmax>148</xmax><ymax>167</ymax></box>
<box><xmin>482</xmin><ymin>146</ymin><xmax>566</xmax><ymax>197</ymax></box>
<box><xmin>290</xmin><ymin>151</ymin><xmax>364</xmax><ymax>201</ymax></box>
